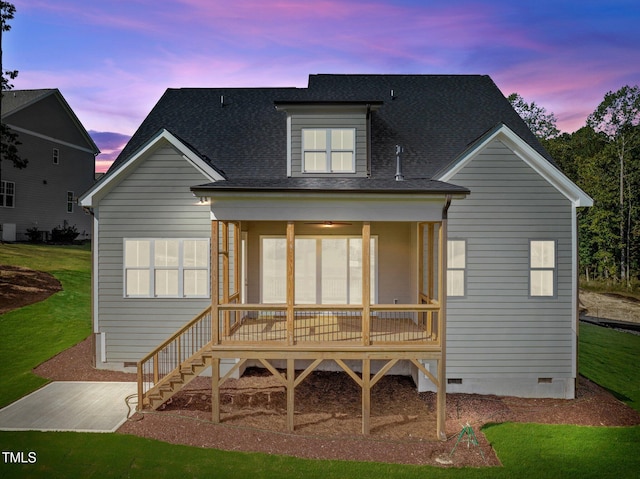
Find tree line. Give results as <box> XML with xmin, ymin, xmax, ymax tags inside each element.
<box><xmin>510</xmin><ymin>87</ymin><xmax>640</xmax><ymax>288</ymax></box>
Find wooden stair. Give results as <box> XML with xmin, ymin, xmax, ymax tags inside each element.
<box><xmin>143</xmin><ymin>347</ymin><xmax>214</xmax><ymax>410</ymax></box>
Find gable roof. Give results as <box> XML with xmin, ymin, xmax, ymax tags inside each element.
<box><xmin>106</xmin><ymin>74</ymin><xmax>557</xmax><ymax>194</ymax></box>
<box><xmin>80</xmin><ymin>128</ymin><xmax>224</xmax><ymax>206</ymax></box>
<box><xmin>2</xmin><ymin>89</ymin><xmax>100</xmax><ymax>155</ymax></box>
<box><xmin>436</xmin><ymin>123</ymin><xmax>593</xmax><ymax>207</ymax></box>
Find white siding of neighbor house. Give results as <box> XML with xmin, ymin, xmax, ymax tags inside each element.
<box><xmin>444</xmin><ymin>139</ymin><xmax>574</xmax><ymax>393</ymax></box>
<box><xmin>96</xmin><ymin>146</ymin><xmax>212</xmax><ymax>364</ymax></box>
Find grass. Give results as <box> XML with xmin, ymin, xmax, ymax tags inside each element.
<box><xmin>0</xmin><ymin>244</ymin><xmax>92</xmax><ymax>407</ymax></box>
<box><xmin>579</xmin><ymin>322</ymin><xmax>640</xmax><ymax>410</ymax></box>
<box><xmin>1</xmin><ymin>244</ymin><xmax>639</xmax><ymax>478</ymax></box>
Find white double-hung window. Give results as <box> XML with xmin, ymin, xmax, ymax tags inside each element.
<box><xmin>124</xmin><ymin>238</ymin><xmax>209</xmax><ymax>298</ymax></box>
<box><xmin>447</xmin><ymin>240</ymin><xmax>466</xmax><ymax>297</ymax></box>
<box><xmin>302</xmin><ymin>128</ymin><xmax>355</xmax><ymax>173</ymax></box>
<box><xmin>530</xmin><ymin>240</ymin><xmax>556</xmax><ymax>297</ymax></box>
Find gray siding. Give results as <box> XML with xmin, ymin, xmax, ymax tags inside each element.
<box><xmin>1</xmin><ymin>96</ymin><xmax>95</xmax><ymax>241</ymax></box>
<box><xmin>446</xmin><ymin>139</ymin><xmax>574</xmax><ymax>379</ymax></box>
<box><xmin>290</xmin><ymin>112</ymin><xmax>368</xmax><ymax>177</ymax></box>
<box><xmin>97</xmin><ymin>145</ymin><xmax>212</xmax><ymax>362</ymax></box>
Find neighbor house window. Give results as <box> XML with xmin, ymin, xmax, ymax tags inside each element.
<box><xmin>67</xmin><ymin>191</ymin><xmax>74</xmax><ymax>213</ymax></box>
<box><xmin>530</xmin><ymin>240</ymin><xmax>556</xmax><ymax>297</ymax></box>
<box><xmin>123</xmin><ymin>238</ymin><xmax>210</xmax><ymax>298</ymax></box>
<box><xmin>53</xmin><ymin>148</ymin><xmax>60</xmax><ymax>164</ymax></box>
<box><xmin>447</xmin><ymin>240</ymin><xmax>466</xmax><ymax>297</ymax></box>
<box><xmin>302</xmin><ymin>128</ymin><xmax>355</xmax><ymax>173</ymax></box>
<box><xmin>0</xmin><ymin>180</ymin><xmax>15</xmax><ymax>208</ymax></box>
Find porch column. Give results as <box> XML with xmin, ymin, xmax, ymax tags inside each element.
<box><xmin>211</xmin><ymin>220</ymin><xmax>219</xmax><ymax>345</ymax></box>
<box><xmin>362</xmin><ymin>222</ymin><xmax>371</xmax><ymax>345</ymax></box>
<box><xmin>221</xmin><ymin>222</ymin><xmax>230</xmax><ymax>336</ymax></box>
<box><xmin>436</xmin><ymin>214</ymin><xmax>448</xmax><ymax>441</ymax></box>
<box><xmin>286</xmin><ymin>221</ymin><xmax>295</xmax><ymax>345</ymax></box>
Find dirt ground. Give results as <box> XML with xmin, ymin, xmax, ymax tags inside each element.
<box><xmin>4</xmin><ymin>264</ymin><xmax>640</xmax><ymax>467</ymax></box>
<box><xmin>580</xmin><ymin>290</ymin><xmax>640</xmax><ymax>324</ymax></box>
<box><xmin>0</xmin><ymin>265</ymin><xmax>62</xmax><ymax>314</ymax></box>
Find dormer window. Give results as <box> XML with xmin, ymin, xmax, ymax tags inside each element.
<box><xmin>303</xmin><ymin>128</ymin><xmax>355</xmax><ymax>173</ymax></box>
<box><xmin>275</xmin><ymin>100</ymin><xmax>382</xmax><ymax>178</ymax></box>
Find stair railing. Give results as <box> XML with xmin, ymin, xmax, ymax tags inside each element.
<box><xmin>137</xmin><ymin>306</ymin><xmax>212</xmax><ymax>409</ymax></box>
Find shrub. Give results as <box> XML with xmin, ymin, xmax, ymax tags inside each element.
<box><xmin>51</xmin><ymin>222</ymin><xmax>79</xmax><ymax>244</ymax></box>
<box><xmin>26</xmin><ymin>226</ymin><xmax>44</xmax><ymax>243</ymax></box>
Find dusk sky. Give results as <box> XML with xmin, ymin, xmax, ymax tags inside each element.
<box><xmin>5</xmin><ymin>0</ymin><xmax>639</xmax><ymax>172</ymax></box>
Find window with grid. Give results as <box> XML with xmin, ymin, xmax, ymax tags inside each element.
<box><xmin>53</xmin><ymin>148</ymin><xmax>60</xmax><ymax>164</ymax></box>
<box><xmin>530</xmin><ymin>240</ymin><xmax>556</xmax><ymax>297</ymax></box>
<box><xmin>302</xmin><ymin>128</ymin><xmax>355</xmax><ymax>173</ymax></box>
<box><xmin>67</xmin><ymin>191</ymin><xmax>74</xmax><ymax>213</ymax></box>
<box><xmin>447</xmin><ymin>240</ymin><xmax>466</xmax><ymax>297</ymax></box>
<box><xmin>123</xmin><ymin>238</ymin><xmax>210</xmax><ymax>298</ymax></box>
<box><xmin>1</xmin><ymin>181</ymin><xmax>15</xmax><ymax>208</ymax></box>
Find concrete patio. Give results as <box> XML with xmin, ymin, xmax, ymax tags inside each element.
<box><xmin>0</xmin><ymin>382</ymin><xmax>137</xmax><ymax>433</ymax></box>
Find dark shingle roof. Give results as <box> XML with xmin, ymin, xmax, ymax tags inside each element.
<box><xmin>111</xmin><ymin>74</ymin><xmax>551</xmax><ymax>192</ymax></box>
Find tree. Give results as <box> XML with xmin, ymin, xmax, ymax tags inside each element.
<box><xmin>1</xmin><ymin>1</ymin><xmax>27</xmax><ymax>185</ymax></box>
<box><xmin>587</xmin><ymin>85</ymin><xmax>640</xmax><ymax>286</ymax></box>
<box><xmin>508</xmin><ymin>93</ymin><xmax>560</xmax><ymax>143</ymax></box>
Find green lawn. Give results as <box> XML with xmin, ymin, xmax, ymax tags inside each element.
<box><xmin>0</xmin><ymin>244</ymin><xmax>92</xmax><ymax>407</ymax></box>
<box><xmin>1</xmin><ymin>244</ymin><xmax>639</xmax><ymax>478</ymax></box>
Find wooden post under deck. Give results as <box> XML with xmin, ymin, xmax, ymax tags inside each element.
<box><xmin>362</xmin><ymin>358</ymin><xmax>371</xmax><ymax>435</ymax></box>
<box><xmin>211</xmin><ymin>220</ymin><xmax>219</xmax><ymax>345</ymax></box>
<box><xmin>211</xmin><ymin>220</ymin><xmax>221</xmax><ymax>424</ymax></box>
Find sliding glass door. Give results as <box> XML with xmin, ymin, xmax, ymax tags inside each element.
<box><xmin>261</xmin><ymin>236</ymin><xmax>376</xmax><ymax>304</ymax></box>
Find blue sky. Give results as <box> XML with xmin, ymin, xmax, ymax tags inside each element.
<box><xmin>5</xmin><ymin>0</ymin><xmax>639</xmax><ymax>171</ymax></box>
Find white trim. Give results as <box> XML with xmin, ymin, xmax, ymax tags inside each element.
<box><xmin>92</xmin><ymin>214</ymin><xmax>100</xmax><ymax>334</ymax></box>
<box><xmin>80</xmin><ymin>129</ymin><xmax>225</xmax><ymax>207</ymax></box>
<box><xmin>5</xmin><ymin>124</ymin><xmax>97</xmax><ymax>155</ymax></box>
<box><xmin>436</xmin><ymin>124</ymin><xmax>593</xmax><ymax>208</ymax></box>
<box><xmin>571</xmin><ymin>205</ymin><xmax>578</xmax><ymax>378</ymax></box>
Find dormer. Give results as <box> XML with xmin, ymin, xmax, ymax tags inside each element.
<box><xmin>275</xmin><ymin>101</ymin><xmax>383</xmax><ymax>178</ymax></box>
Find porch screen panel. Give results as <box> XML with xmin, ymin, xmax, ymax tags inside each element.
<box><xmin>321</xmin><ymin>238</ymin><xmax>348</xmax><ymax>304</ymax></box>
<box><xmin>295</xmin><ymin>238</ymin><xmax>316</xmax><ymax>304</ymax></box>
<box><xmin>262</xmin><ymin>238</ymin><xmax>286</xmax><ymax>303</ymax></box>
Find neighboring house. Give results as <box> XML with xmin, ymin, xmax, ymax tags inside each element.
<box><xmin>80</xmin><ymin>75</ymin><xmax>591</xmax><ymax>437</ymax></box>
<box><xmin>1</xmin><ymin>89</ymin><xmax>99</xmax><ymax>242</ymax></box>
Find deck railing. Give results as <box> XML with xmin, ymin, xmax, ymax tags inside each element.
<box><xmin>216</xmin><ymin>303</ymin><xmax>441</xmax><ymax>345</ymax></box>
<box><xmin>137</xmin><ymin>307</ymin><xmax>212</xmax><ymax>403</ymax></box>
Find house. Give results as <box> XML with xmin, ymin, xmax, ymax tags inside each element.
<box><xmin>80</xmin><ymin>74</ymin><xmax>592</xmax><ymax>438</ymax></box>
<box><xmin>1</xmin><ymin>89</ymin><xmax>99</xmax><ymax>242</ymax></box>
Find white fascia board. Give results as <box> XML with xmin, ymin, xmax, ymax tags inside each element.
<box><xmin>436</xmin><ymin>124</ymin><xmax>593</xmax><ymax>208</ymax></box>
<box><xmin>80</xmin><ymin>129</ymin><xmax>224</xmax><ymax>207</ymax></box>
